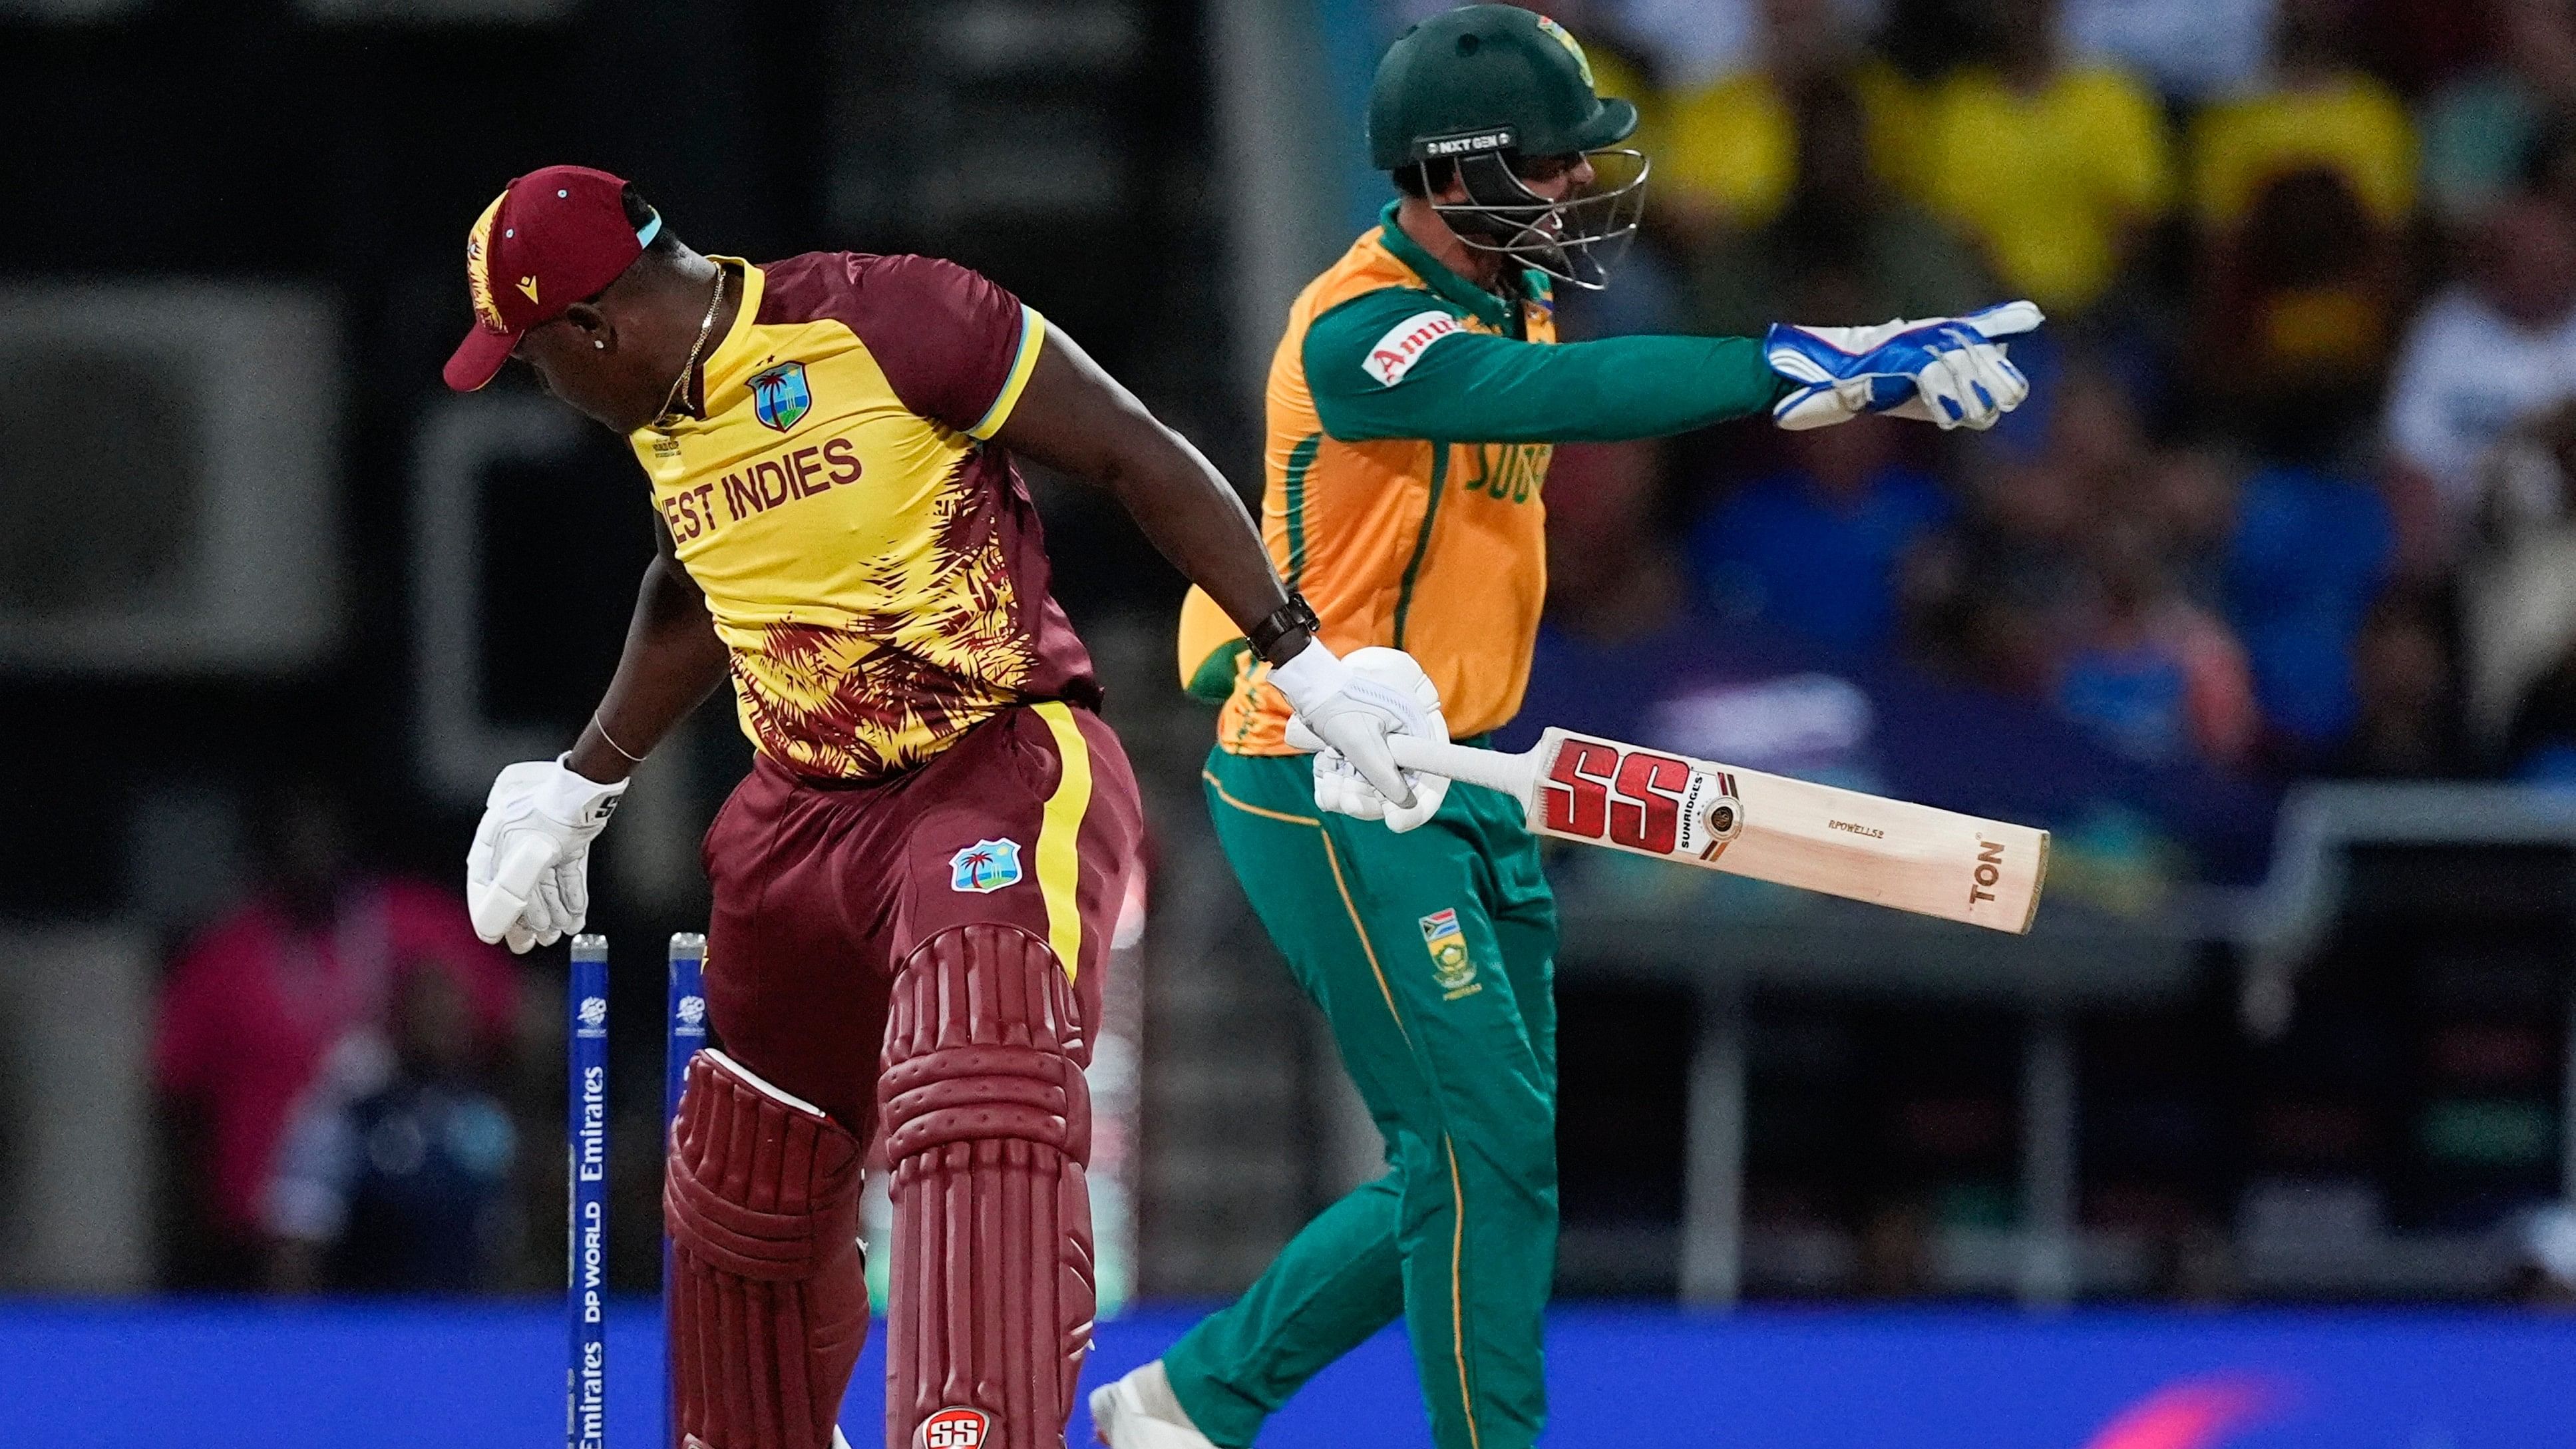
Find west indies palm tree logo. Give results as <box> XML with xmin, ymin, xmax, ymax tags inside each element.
<box><xmin>948</xmin><ymin>838</ymin><xmax>1023</xmax><ymax>893</ymax></box>
<box><xmin>750</xmin><ymin>361</ymin><xmax>811</xmax><ymax>431</ymax></box>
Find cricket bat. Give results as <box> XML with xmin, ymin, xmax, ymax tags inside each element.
<box><xmin>1388</xmin><ymin>728</ymin><xmax>2048</xmax><ymax>933</ymax></box>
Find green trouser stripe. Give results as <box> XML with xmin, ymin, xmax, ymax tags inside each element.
<box><xmin>1283</xmin><ymin>431</ymin><xmax>1322</xmax><ymax>590</ymax></box>
<box><xmin>1391</xmin><ymin>443</ymin><xmax>1447</xmax><ymax>648</ymax></box>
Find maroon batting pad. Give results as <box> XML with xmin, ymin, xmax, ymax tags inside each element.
<box><xmin>880</xmin><ymin>923</ymin><xmax>1097</xmax><ymax>1449</ymax></box>
<box><xmin>667</xmin><ymin>1049</ymin><xmax>868</xmax><ymax>1449</ymax></box>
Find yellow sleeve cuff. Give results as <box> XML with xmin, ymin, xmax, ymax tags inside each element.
<box><xmin>968</xmin><ymin>305</ymin><xmax>1048</xmax><ymax>441</ymax></box>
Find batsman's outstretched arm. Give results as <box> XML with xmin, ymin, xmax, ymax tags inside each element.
<box><xmin>564</xmin><ymin>517</ymin><xmax>733</xmax><ymax>784</ymax></box>
<box><xmin>998</xmin><ymin>327</ymin><xmax>1302</xmax><ymax>655</ymax></box>
<box><xmin>998</xmin><ymin>324</ymin><xmax>1440</xmax><ymax>807</ymax></box>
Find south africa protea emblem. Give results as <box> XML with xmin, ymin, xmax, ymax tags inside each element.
<box><xmin>1419</xmin><ymin>909</ymin><xmax>1478</xmax><ymax>993</ymax></box>
<box><xmin>750</xmin><ymin>361</ymin><xmax>811</xmax><ymax>432</ymax></box>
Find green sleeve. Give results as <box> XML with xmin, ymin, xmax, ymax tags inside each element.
<box><xmin>1303</xmin><ymin>287</ymin><xmax>1787</xmax><ymax>445</ymax></box>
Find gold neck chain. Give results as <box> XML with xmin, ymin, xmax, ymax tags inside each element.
<box><xmin>652</xmin><ymin>264</ymin><xmax>728</xmax><ymax>431</ymax></box>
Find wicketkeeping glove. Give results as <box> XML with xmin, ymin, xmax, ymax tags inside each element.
<box><xmin>1284</xmin><ymin>647</ymin><xmax>1451</xmax><ymax>832</ymax></box>
<box><xmin>1765</xmin><ymin>300</ymin><xmax>2043</xmax><ymax>432</ymax></box>
<box><xmin>465</xmin><ymin>756</ymin><xmax>628</xmax><ymax>953</ymax></box>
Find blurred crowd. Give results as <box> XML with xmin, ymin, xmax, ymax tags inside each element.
<box><xmin>152</xmin><ymin>782</ymin><xmax>539</xmax><ymax>1294</ymax></box>
<box><xmin>1453</xmin><ymin>0</ymin><xmax>2576</xmax><ymax>789</ymax></box>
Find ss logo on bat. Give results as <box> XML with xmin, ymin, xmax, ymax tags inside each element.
<box><xmin>1543</xmin><ymin>741</ymin><xmax>1692</xmax><ymax>854</ymax></box>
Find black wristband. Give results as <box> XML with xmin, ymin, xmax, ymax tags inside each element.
<box><xmin>1247</xmin><ymin>591</ymin><xmax>1321</xmax><ymax>665</ymax></box>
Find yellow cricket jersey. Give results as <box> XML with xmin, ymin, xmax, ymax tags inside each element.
<box><xmin>1912</xmin><ymin>65</ymin><xmax>2173</xmax><ymax>315</ymax></box>
<box><xmin>628</xmin><ymin>253</ymin><xmax>1097</xmax><ymax>780</ymax></box>
<box><xmin>1660</xmin><ymin>71</ymin><xmax>1796</xmax><ymax>229</ymax></box>
<box><xmin>1194</xmin><ymin>210</ymin><xmax>1559</xmax><ymax>754</ymax></box>
<box><xmin>1658</xmin><ymin>62</ymin><xmax>1930</xmax><ymax>233</ymax></box>
<box><xmin>2189</xmin><ymin>76</ymin><xmax>2418</xmax><ymax>230</ymax></box>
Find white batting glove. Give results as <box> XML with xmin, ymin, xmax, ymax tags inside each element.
<box><xmin>464</xmin><ymin>756</ymin><xmax>627</xmax><ymax>952</ymax></box>
<box><xmin>1272</xmin><ymin>639</ymin><xmax>1453</xmax><ymax>825</ymax></box>
<box><xmin>1285</xmin><ymin>647</ymin><xmax>1451</xmax><ymax>833</ymax></box>
<box><xmin>1767</xmin><ymin>300</ymin><xmax>2042</xmax><ymax>432</ymax></box>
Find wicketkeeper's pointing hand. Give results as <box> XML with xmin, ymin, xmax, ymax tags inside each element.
<box><xmin>1765</xmin><ymin>300</ymin><xmax>2044</xmax><ymax>433</ymax></box>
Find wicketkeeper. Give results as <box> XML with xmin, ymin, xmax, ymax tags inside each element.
<box><xmin>1093</xmin><ymin>9</ymin><xmax>2038</xmax><ymax>1448</ymax></box>
<box><xmin>447</xmin><ymin>166</ymin><xmax>1442</xmax><ymax>1449</ymax></box>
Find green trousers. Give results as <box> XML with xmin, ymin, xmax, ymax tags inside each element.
<box><xmin>1164</xmin><ymin>748</ymin><xmax>1559</xmax><ymax>1449</ymax></box>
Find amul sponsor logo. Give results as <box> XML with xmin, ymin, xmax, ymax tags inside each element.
<box><xmin>1362</xmin><ymin>310</ymin><xmax>1465</xmax><ymax>387</ymax></box>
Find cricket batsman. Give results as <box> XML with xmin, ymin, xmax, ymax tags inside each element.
<box><xmin>446</xmin><ymin>166</ymin><xmax>1443</xmax><ymax>1449</ymax></box>
<box><xmin>1091</xmin><ymin>9</ymin><xmax>2038</xmax><ymax>1448</ymax></box>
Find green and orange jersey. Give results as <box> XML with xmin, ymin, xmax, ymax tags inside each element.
<box><xmin>629</xmin><ymin>252</ymin><xmax>1096</xmax><ymax>781</ymax></box>
<box><xmin>1183</xmin><ymin>200</ymin><xmax>1789</xmax><ymax>755</ymax></box>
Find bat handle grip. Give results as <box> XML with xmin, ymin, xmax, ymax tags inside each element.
<box><xmin>1388</xmin><ymin>735</ymin><xmax>1539</xmax><ymax>800</ymax></box>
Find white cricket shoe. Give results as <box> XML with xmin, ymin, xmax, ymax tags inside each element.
<box><xmin>1091</xmin><ymin>1360</ymin><xmax>1219</xmax><ymax>1448</ymax></box>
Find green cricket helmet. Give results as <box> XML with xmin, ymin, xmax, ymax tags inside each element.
<box><xmin>1368</xmin><ymin>5</ymin><xmax>1649</xmax><ymax>290</ymax></box>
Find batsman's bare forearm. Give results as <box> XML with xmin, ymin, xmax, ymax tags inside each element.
<box><xmin>565</xmin><ymin>524</ymin><xmax>731</xmax><ymax>783</ymax></box>
<box><xmin>996</xmin><ymin>330</ymin><xmax>1309</xmax><ymax>664</ymax></box>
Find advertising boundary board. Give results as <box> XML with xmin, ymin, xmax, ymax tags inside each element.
<box><xmin>0</xmin><ymin>1301</ymin><xmax>2567</xmax><ymax>1447</ymax></box>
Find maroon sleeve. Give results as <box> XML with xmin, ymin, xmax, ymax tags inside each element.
<box><xmin>758</xmin><ymin>252</ymin><xmax>1032</xmax><ymax>435</ymax></box>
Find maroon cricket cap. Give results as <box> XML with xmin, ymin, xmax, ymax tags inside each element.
<box><xmin>443</xmin><ymin>165</ymin><xmax>658</xmax><ymax>391</ymax></box>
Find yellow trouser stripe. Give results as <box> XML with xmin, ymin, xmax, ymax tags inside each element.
<box><xmin>1201</xmin><ymin>769</ymin><xmax>1318</xmax><ymax>826</ymax></box>
<box><xmin>1446</xmin><ymin>1136</ymin><xmax>1479</xmax><ymax>1449</ymax></box>
<box><xmin>1033</xmin><ymin>702</ymin><xmax>1094</xmax><ymax>980</ymax></box>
